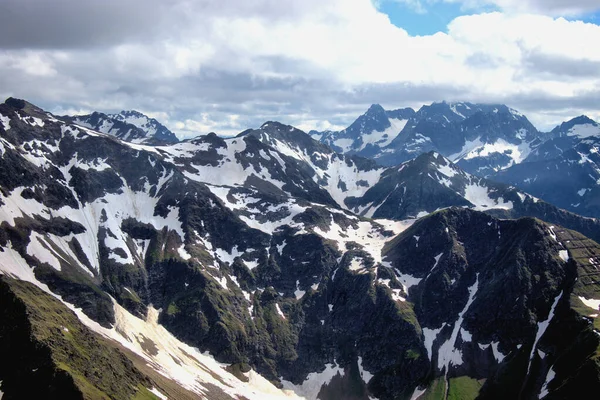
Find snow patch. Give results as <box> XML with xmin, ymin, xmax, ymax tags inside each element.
<box><xmin>539</xmin><ymin>366</ymin><xmax>556</xmax><ymax>399</ymax></box>
<box><xmin>491</xmin><ymin>341</ymin><xmax>505</xmax><ymax>363</ymax></box>
<box><xmin>276</xmin><ymin>304</ymin><xmax>286</xmax><ymax>319</ymax></box>
<box><xmin>313</xmin><ymin>217</ymin><xmax>412</xmax><ymax>265</ymax></box>
<box><xmin>50</xmin><ymin>295</ymin><xmax>301</xmax><ymax>399</ymax></box>
<box><xmin>437</xmin><ymin>275</ymin><xmax>479</xmax><ymax>371</ymax></box>
<box><xmin>0</xmin><ymin>113</ymin><xmax>11</xmax><ymax>131</ymax></box>
<box><xmin>333</xmin><ymin>138</ymin><xmax>354</xmax><ymax>152</ymax></box>
<box><xmin>0</xmin><ymin>243</ymin><xmax>54</xmax><ymax>294</ymax></box>
<box><xmin>548</xmin><ymin>226</ymin><xmax>557</xmax><ymax>241</ymax></box>
<box><xmin>27</xmin><ymin>232</ymin><xmax>64</xmax><ymax>271</ymax></box>
<box><xmin>357</xmin><ymin>356</ymin><xmax>374</xmax><ymax>384</ymax></box>
<box><xmin>526</xmin><ymin>291</ymin><xmax>563</xmax><ymax>376</ymax></box>
<box><xmin>214</xmin><ymin>246</ymin><xmax>243</xmax><ymax>265</ymax></box>
<box><xmin>448</xmin><ymin>137</ymin><xmax>484</xmax><ymax>161</ymax></box>
<box><xmin>294</xmin><ymin>280</ymin><xmax>305</xmax><ymax>300</ymax></box>
<box><xmin>357</xmin><ymin>118</ymin><xmax>408</xmax><ymax>151</ymax></box>
<box><xmin>148</xmin><ymin>388</ymin><xmax>168</xmax><ymax>400</ymax></box>
<box><xmin>579</xmin><ymin>296</ymin><xmax>600</xmax><ymax>311</ymax></box>
<box><xmin>423</xmin><ymin>326</ymin><xmax>444</xmax><ymax>362</ymax></box>
<box><xmin>462</xmin><ymin>138</ymin><xmax>531</xmax><ymax>166</ymax></box>
<box><xmin>437</xmin><ymin>162</ymin><xmax>457</xmax><ymax>178</ymax></box>
<box><xmin>410</xmin><ymin>387</ymin><xmax>427</xmax><ymax>400</ymax></box>
<box><xmin>558</xmin><ymin>250</ymin><xmax>569</xmax><ymax>262</ymax></box>
<box><xmin>463</xmin><ymin>183</ymin><xmax>513</xmax><ymax>210</ymax></box>
<box><xmin>281</xmin><ymin>363</ymin><xmax>344</xmax><ymax>400</ymax></box>
<box><xmin>460</xmin><ymin>328</ymin><xmax>472</xmax><ymax>343</ymax></box>
<box><xmin>566</xmin><ymin>123</ymin><xmax>600</xmax><ymax>138</ymax></box>
<box><xmin>350</xmin><ymin>257</ymin><xmax>365</xmax><ymax>271</ymax></box>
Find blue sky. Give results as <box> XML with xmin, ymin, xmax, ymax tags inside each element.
<box><xmin>575</xmin><ymin>10</ymin><xmax>600</xmax><ymax>24</ymax></box>
<box><xmin>377</xmin><ymin>1</ymin><xmax>486</xmax><ymax>35</ymax></box>
<box><xmin>379</xmin><ymin>1</ymin><xmax>600</xmax><ymax>35</ymax></box>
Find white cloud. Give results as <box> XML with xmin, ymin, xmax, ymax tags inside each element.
<box><xmin>387</xmin><ymin>0</ymin><xmax>600</xmax><ymax>16</ymax></box>
<box><xmin>0</xmin><ymin>51</ymin><xmax>58</xmax><ymax>77</ymax></box>
<box><xmin>445</xmin><ymin>0</ymin><xmax>600</xmax><ymax>16</ymax></box>
<box><xmin>1</xmin><ymin>0</ymin><xmax>600</xmax><ymax>136</ymax></box>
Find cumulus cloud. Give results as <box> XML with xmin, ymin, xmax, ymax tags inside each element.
<box><xmin>390</xmin><ymin>0</ymin><xmax>600</xmax><ymax>16</ymax></box>
<box><xmin>450</xmin><ymin>0</ymin><xmax>600</xmax><ymax>16</ymax></box>
<box><xmin>0</xmin><ymin>0</ymin><xmax>599</xmax><ymax>136</ymax></box>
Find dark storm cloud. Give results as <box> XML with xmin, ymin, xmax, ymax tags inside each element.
<box><xmin>0</xmin><ymin>0</ymin><xmax>171</xmax><ymax>49</ymax></box>
<box><xmin>532</xmin><ymin>0</ymin><xmax>600</xmax><ymax>13</ymax></box>
<box><xmin>0</xmin><ymin>0</ymin><xmax>324</xmax><ymax>49</ymax></box>
<box><xmin>521</xmin><ymin>50</ymin><xmax>600</xmax><ymax>79</ymax></box>
<box><xmin>507</xmin><ymin>89</ymin><xmax>600</xmax><ymax>111</ymax></box>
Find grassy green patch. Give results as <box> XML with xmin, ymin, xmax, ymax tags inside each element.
<box><xmin>166</xmin><ymin>302</ymin><xmax>180</xmax><ymax>315</ymax></box>
<box><xmin>122</xmin><ymin>286</ymin><xmax>143</xmax><ymax>303</ymax></box>
<box><xmin>447</xmin><ymin>376</ymin><xmax>484</xmax><ymax>400</ymax></box>
<box><xmin>422</xmin><ymin>377</ymin><xmax>447</xmax><ymax>400</ymax></box>
<box><xmin>405</xmin><ymin>349</ymin><xmax>421</xmax><ymax>360</ymax></box>
<box><xmin>132</xmin><ymin>385</ymin><xmax>162</xmax><ymax>400</ymax></box>
<box><xmin>395</xmin><ymin>300</ymin><xmax>421</xmax><ymax>332</ymax></box>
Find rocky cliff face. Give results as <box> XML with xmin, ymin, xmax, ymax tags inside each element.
<box><xmin>0</xmin><ymin>97</ymin><xmax>599</xmax><ymax>400</ymax></box>
<box><xmin>383</xmin><ymin>209</ymin><xmax>600</xmax><ymax>399</ymax></box>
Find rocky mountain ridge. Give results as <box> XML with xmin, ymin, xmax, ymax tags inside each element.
<box><xmin>0</xmin><ymin>97</ymin><xmax>599</xmax><ymax>399</ymax></box>
<box><xmin>311</xmin><ymin>104</ymin><xmax>415</xmax><ymax>157</ymax></box>
<box><xmin>486</xmin><ymin>115</ymin><xmax>600</xmax><ymax>220</ymax></box>
<box><xmin>311</xmin><ymin>101</ymin><xmax>543</xmax><ymax>177</ymax></box>
<box><xmin>311</xmin><ymin>102</ymin><xmax>600</xmax><ymax>225</ymax></box>
<box><xmin>64</xmin><ymin>109</ymin><xmax>178</xmax><ymax>146</ymax></box>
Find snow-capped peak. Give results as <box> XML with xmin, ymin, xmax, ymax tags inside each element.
<box><xmin>109</xmin><ymin>110</ymin><xmax>178</xmax><ymax>144</ymax></box>
<box><xmin>551</xmin><ymin>115</ymin><xmax>600</xmax><ymax>139</ymax></box>
<box><xmin>67</xmin><ymin>109</ymin><xmax>178</xmax><ymax>145</ymax></box>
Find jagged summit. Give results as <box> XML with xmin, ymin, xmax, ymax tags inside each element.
<box><xmin>240</xmin><ymin>120</ymin><xmax>338</xmax><ymax>157</ymax></box>
<box><xmin>62</xmin><ymin>108</ymin><xmax>178</xmax><ymax>146</ymax></box>
<box><xmin>314</xmin><ymin>103</ymin><xmax>415</xmax><ymax>156</ymax></box>
<box><xmin>109</xmin><ymin>109</ymin><xmax>178</xmax><ymax>144</ymax></box>
<box><xmin>117</xmin><ymin>109</ymin><xmax>147</xmax><ymax>117</ymax></box>
<box><xmin>550</xmin><ymin>114</ymin><xmax>600</xmax><ymax>138</ymax></box>
<box><xmin>311</xmin><ymin>100</ymin><xmax>540</xmax><ymax>177</ymax></box>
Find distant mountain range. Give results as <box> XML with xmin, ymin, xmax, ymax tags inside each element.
<box><xmin>311</xmin><ymin>102</ymin><xmax>600</xmax><ymax>220</ymax></box>
<box><xmin>311</xmin><ymin>101</ymin><xmax>541</xmax><ymax>176</ymax></box>
<box><xmin>54</xmin><ymin>100</ymin><xmax>600</xmax><ymax>221</ymax></box>
<box><xmin>1</xmin><ymin>97</ymin><xmax>600</xmax><ymax>399</ymax></box>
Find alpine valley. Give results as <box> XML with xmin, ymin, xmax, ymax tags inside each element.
<box><xmin>1</xmin><ymin>97</ymin><xmax>600</xmax><ymax>400</ymax></box>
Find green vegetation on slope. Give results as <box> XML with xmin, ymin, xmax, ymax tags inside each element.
<box><xmin>421</xmin><ymin>377</ymin><xmax>446</xmax><ymax>400</ymax></box>
<box><xmin>447</xmin><ymin>376</ymin><xmax>484</xmax><ymax>400</ymax></box>
<box><xmin>0</xmin><ymin>276</ymin><xmax>150</xmax><ymax>399</ymax></box>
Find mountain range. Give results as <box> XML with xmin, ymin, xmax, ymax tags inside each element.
<box><xmin>311</xmin><ymin>102</ymin><xmax>541</xmax><ymax>176</ymax></box>
<box><xmin>0</xmin><ymin>97</ymin><xmax>599</xmax><ymax>400</ymax></box>
<box><xmin>313</xmin><ymin>101</ymin><xmax>600</xmax><ymax>222</ymax></box>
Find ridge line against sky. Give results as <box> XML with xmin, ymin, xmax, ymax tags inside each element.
<box><xmin>1</xmin><ymin>0</ymin><xmax>600</xmax><ymax>138</ymax></box>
